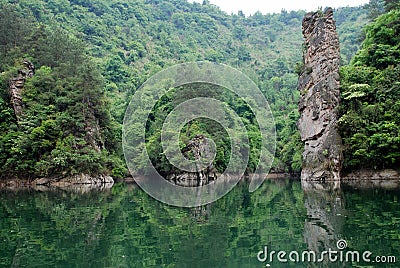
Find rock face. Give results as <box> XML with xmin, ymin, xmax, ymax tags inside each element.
<box><xmin>342</xmin><ymin>169</ymin><xmax>400</xmax><ymax>181</ymax></box>
<box><xmin>297</xmin><ymin>8</ymin><xmax>343</xmax><ymax>181</ymax></box>
<box><xmin>9</xmin><ymin>59</ymin><xmax>34</xmax><ymax>121</ymax></box>
<box><xmin>167</xmin><ymin>135</ymin><xmax>217</xmax><ymax>187</ymax></box>
<box><xmin>33</xmin><ymin>174</ymin><xmax>114</xmax><ymax>187</ymax></box>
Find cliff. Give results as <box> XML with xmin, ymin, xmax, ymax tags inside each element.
<box><xmin>9</xmin><ymin>59</ymin><xmax>34</xmax><ymax>121</ymax></box>
<box><xmin>297</xmin><ymin>8</ymin><xmax>343</xmax><ymax>181</ymax></box>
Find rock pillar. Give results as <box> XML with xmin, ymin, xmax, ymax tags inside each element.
<box><xmin>297</xmin><ymin>8</ymin><xmax>343</xmax><ymax>181</ymax></box>
<box><xmin>9</xmin><ymin>59</ymin><xmax>34</xmax><ymax>121</ymax></box>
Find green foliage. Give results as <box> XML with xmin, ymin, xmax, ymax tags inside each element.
<box><xmin>339</xmin><ymin>9</ymin><xmax>400</xmax><ymax>170</ymax></box>
<box><xmin>353</xmin><ymin>9</ymin><xmax>400</xmax><ymax>68</ymax></box>
<box><xmin>335</xmin><ymin>7</ymin><xmax>370</xmax><ymax>64</ymax></box>
<box><xmin>0</xmin><ymin>2</ymin><xmax>121</xmax><ymax>179</ymax></box>
<box><xmin>364</xmin><ymin>0</ymin><xmax>385</xmax><ymax>20</ymax></box>
<box><xmin>0</xmin><ymin>0</ymin><xmax>369</xmax><ymax>178</ymax></box>
<box><xmin>384</xmin><ymin>0</ymin><xmax>400</xmax><ymax>11</ymax></box>
<box><xmin>142</xmin><ymin>83</ymin><xmax>263</xmax><ymax>174</ymax></box>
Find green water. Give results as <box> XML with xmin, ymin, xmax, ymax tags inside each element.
<box><xmin>0</xmin><ymin>179</ymin><xmax>399</xmax><ymax>267</ymax></box>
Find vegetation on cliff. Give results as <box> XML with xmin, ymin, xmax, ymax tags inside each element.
<box><xmin>0</xmin><ymin>0</ymin><xmax>369</xmax><ymax>179</ymax></box>
<box><xmin>0</xmin><ymin>5</ymin><xmax>121</xmax><ymax>180</ymax></box>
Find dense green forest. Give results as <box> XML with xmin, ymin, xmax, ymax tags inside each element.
<box><xmin>0</xmin><ymin>0</ymin><xmax>384</xmax><ymax>180</ymax></box>
<box><xmin>339</xmin><ymin>1</ymin><xmax>400</xmax><ymax>171</ymax></box>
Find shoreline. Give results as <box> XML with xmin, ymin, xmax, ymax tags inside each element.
<box><xmin>0</xmin><ymin>169</ymin><xmax>399</xmax><ymax>190</ymax></box>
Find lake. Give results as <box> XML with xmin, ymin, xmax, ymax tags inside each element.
<box><xmin>0</xmin><ymin>179</ymin><xmax>399</xmax><ymax>267</ymax></box>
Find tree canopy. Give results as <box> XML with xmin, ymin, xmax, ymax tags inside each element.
<box><xmin>339</xmin><ymin>6</ymin><xmax>400</xmax><ymax>170</ymax></box>
<box><xmin>0</xmin><ymin>0</ymin><xmax>370</xmax><ymax>178</ymax></box>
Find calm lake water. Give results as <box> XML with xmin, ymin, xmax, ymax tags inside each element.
<box><xmin>0</xmin><ymin>179</ymin><xmax>399</xmax><ymax>267</ymax></box>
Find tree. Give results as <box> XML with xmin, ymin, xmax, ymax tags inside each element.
<box><xmin>365</xmin><ymin>0</ymin><xmax>385</xmax><ymax>19</ymax></box>
<box><xmin>384</xmin><ymin>0</ymin><xmax>400</xmax><ymax>11</ymax></box>
<box><xmin>339</xmin><ymin>10</ymin><xmax>400</xmax><ymax>170</ymax></box>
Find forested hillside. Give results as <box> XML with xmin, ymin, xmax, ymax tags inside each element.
<box><xmin>339</xmin><ymin>0</ymin><xmax>400</xmax><ymax>171</ymax></box>
<box><xmin>0</xmin><ymin>0</ymin><xmax>369</xmax><ymax>179</ymax></box>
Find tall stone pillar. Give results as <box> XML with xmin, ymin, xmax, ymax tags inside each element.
<box><xmin>297</xmin><ymin>8</ymin><xmax>343</xmax><ymax>181</ymax></box>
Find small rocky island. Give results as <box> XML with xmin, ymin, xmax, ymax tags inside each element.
<box><xmin>167</xmin><ymin>135</ymin><xmax>217</xmax><ymax>187</ymax></box>
<box><xmin>297</xmin><ymin>8</ymin><xmax>343</xmax><ymax>181</ymax></box>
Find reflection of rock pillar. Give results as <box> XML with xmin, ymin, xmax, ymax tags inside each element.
<box><xmin>297</xmin><ymin>8</ymin><xmax>343</xmax><ymax>181</ymax></box>
<box><xmin>191</xmin><ymin>204</ymin><xmax>210</xmax><ymax>223</ymax></box>
<box><xmin>302</xmin><ymin>181</ymin><xmax>346</xmax><ymax>266</ymax></box>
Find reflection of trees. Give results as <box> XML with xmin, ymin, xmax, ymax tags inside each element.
<box><xmin>0</xmin><ymin>188</ymin><xmax>120</xmax><ymax>267</ymax></box>
<box><xmin>302</xmin><ymin>181</ymin><xmax>346</xmax><ymax>267</ymax></box>
<box><xmin>0</xmin><ymin>179</ymin><xmax>309</xmax><ymax>267</ymax></box>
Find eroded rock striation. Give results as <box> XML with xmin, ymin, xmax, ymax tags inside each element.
<box><xmin>297</xmin><ymin>8</ymin><xmax>343</xmax><ymax>181</ymax></box>
<box><xmin>9</xmin><ymin>59</ymin><xmax>34</xmax><ymax>121</ymax></box>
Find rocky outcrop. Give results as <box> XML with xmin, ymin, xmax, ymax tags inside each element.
<box><xmin>342</xmin><ymin>169</ymin><xmax>400</xmax><ymax>181</ymax></box>
<box><xmin>84</xmin><ymin>110</ymin><xmax>104</xmax><ymax>153</ymax></box>
<box><xmin>297</xmin><ymin>8</ymin><xmax>343</xmax><ymax>181</ymax></box>
<box><xmin>0</xmin><ymin>174</ymin><xmax>114</xmax><ymax>191</ymax></box>
<box><xmin>9</xmin><ymin>59</ymin><xmax>34</xmax><ymax>121</ymax></box>
<box><xmin>167</xmin><ymin>135</ymin><xmax>217</xmax><ymax>187</ymax></box>
<box><xmin>33</xmin><ymin>174</ymin><xmax>114</xmax><ymax>187</ymax></box>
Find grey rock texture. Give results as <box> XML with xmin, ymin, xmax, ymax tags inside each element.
<box><xmin>9</xmin><ymin>59</ymin><xmax>34</xmax><ymax>121</ymax></box>
<box><xmin>297</xmin><ymin>8</ymin><xmax>343</xmax><ymax>181</ymax></box>
<box><xmin>33</xmin><ymin>174</ymin><xmax>114</xmax><ymax>187</ymax></box>
<box><xmin>342</xmin><ymin>169</ymin><xmax>400</xmax><ymax>181</ymax></box>
<box><xmin>167</xmin><ymin>135</ymin><xmax>217</xmax><ymax>187</ymax></box>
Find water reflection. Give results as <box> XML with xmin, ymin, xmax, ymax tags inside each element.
<box><xmin>342</xmin><ymin>179</ymin><xmax>400</xmax><ymax>190</ymax></box>
<box><xmin>302</xmin><ymin>180</ymin><xmax>346</xmax><ymax>267</ymax></box>
<box><xmin>0</xmin><ymin>178</ymin><xmax>399</xmax><ymax>267</ymax></box>
<box><xmin>302</xmin><ymin>179</ymin><xmax>400</xmax><ymax>267</ymax></box>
